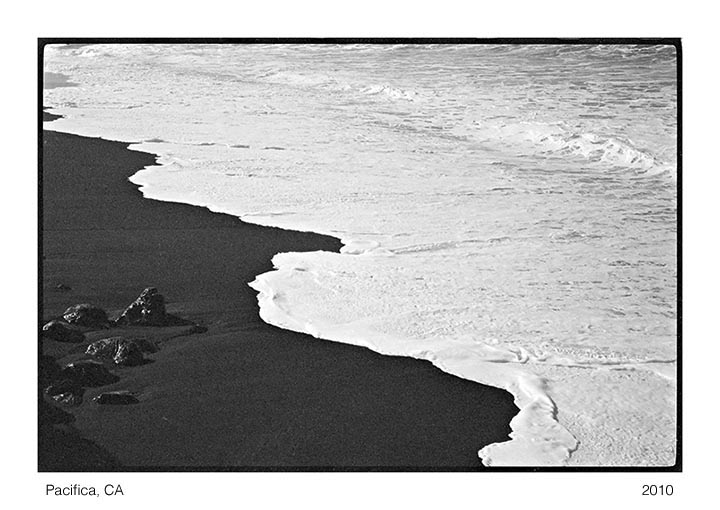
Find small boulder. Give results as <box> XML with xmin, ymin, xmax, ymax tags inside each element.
<box><xmin>45</xmin><ymin>379</ymin><xmax>85</xmax><ymax>406</ymax></box>
<box><xmin>52</xmin><ymin>392</ymin><xmax>84</xmax><ymax>406</ymax></box>
<box><xmin>62</xmin><ymin>304</ymin><xmax>109</xmax><ymax>328</ymax></box>
<box><xmin>86</xmin><ymin>337</ymin><xmax>148</xmax><ymax>366</ymax></box>
<box><xmin>42</xmin><ymin>319</ymin><xmax>85</xmax><ymax>343</ymax></box>
<box><xmin>54</xmin><ymin>283</ymin><xmax>72</xmax><ymax>292</ymax></box>
<box><xmin>60</xmin><ymin>360</ymin><xmax>119</xmax><ymax>387</ymax></box>
<box><xmin>85</xmin><ymin>337</ymin><xmax>123</xmax><ymax>360</ymax></box>
<box><xmin>93</xmin><ymin>391</ymin><xmax>139</xmax><ymax>405</ymax></box>
<box><xmin>115</xmin><ymin>288</ymin><xmax>168</xmax><ymax>326</ymax></box>
<box><xmin>45</xmin><ymin>378</ymin><xmax>81</xmax><ymax>396</ymax></box>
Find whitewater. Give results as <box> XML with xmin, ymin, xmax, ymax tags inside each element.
<box><xmin>43</xmin><ymin>43</ymin><xmax>678</xmax><ymax>466</ymax></box>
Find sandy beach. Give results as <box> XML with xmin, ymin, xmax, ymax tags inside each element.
<box><xmin>39</xmin><ymin>121</ymin><xmax>519</xmax><ymax>470</ymax></box>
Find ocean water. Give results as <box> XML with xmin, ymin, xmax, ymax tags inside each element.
<box><xmin>43</xmin><ymin>43</ymin><xmax>678</xmax><ymax>466</ymax></box>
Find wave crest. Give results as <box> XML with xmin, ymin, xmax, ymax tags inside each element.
<box><xmin>470</xmin><ymin>121</ymin><xmax>675</xmax><ymax>178</ymax></box>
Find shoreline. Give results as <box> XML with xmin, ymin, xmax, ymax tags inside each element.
<box><xmin>40</xmin><ymin>125</ymin><xmax>519</xmax><ymax>470</ymax></box>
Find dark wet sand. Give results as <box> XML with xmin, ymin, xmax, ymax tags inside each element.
<box><xmin>40</xmin><ymin>124</ymin><xmax>519</xmax><ymax>470</ymax></box>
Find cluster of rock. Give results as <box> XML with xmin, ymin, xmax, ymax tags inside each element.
<box><xmin>41</xmin><ymin>302</ymin><xmax>112</xmax><ymax>344</ymax></box>
<box><xmin>44</xmin><ymin>360</ymin><xmax>120</xmax><ymax>406</ymax></box>
<box><xmin>42</xmin><ymin>288</ymin><xmax>202</xmax><ymax>407</ymax></box>
<box><xmin>42</xmin><ymin>287</ymin><xmax>199</xmax><ymax>342</ymax></box>
<box><xmin>43</xmin><ymin>354</ymin><xmax>144</xmax><ymax>407</ymax></box>
<box><xmin>44</xmin><ymin>361</ymin><xmax>142</xmax><ymax>407</ymax></box>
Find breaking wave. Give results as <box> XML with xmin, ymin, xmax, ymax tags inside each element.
<box><xmin>469</xmin><ymin>121</ymin><xmax>675</xmax><ymax>178</ymax></box>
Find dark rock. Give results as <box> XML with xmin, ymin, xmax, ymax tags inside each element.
<box><xmin>42</xmin><ymin>319</ymin><xmax>86</xmax><ymax>343</ymax></box>
<box><xmin>86</xmin><ymin>337</ymin><xmax>148</xmax><ymax>366</ymax></box>
<box><xmin>60</xmin><ymin>360</ymin><xmax>119</xmax><ymax>387</ymax></box>
<box><xmin>93</xmin><ymin>391</ymin><xmax>139</xmax><ymax>405</ymax></box>
<box><xmin>45</xmin><ymin>379</ymin><xmax>85</xmax><ymax>406</ymax></box>
<box><xmin>54</xmin><ymin>283</ymin><xmax>72</xmax><ymax>292</ymax></box>
<box><xmin>45</xmin><ymin>378</ymin><xmax>81</xmax><ymax>396</ymax></box>
<box><xmin>114</xmin><ymin>288</ymin><xmax>202</xmax><ymax>329</ymax></box>
<box><xmin>85</xmin><ymin>337</ymin><xmax>123</xmax><ymax>359</ymax></box>
<box><xmin>62</xmin><ymin>304</ymin><xmax>110</xmax><ymax>328</ymax></box>
<box><xmin>113</xmin><ymin>341</ymin><xmax>144</xmax><ymax>366</ymax></box>
<box><xmin>52</xmin><ymin>392</ymin><xmax>84</xmax><ymax>406</ymax></box>
<box><xmin>115</xmin><ymin>287</ymin><xmax>168</xmax><ymax>326</ymax></box>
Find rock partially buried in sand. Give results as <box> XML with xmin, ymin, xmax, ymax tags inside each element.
<box><xmin>86</xmin><ymin>336</ymin><xmax>156</xmax><ymax>366</ymax></box>
<box><xmin>45</xmin><ymin>378</ymin><xmax>81</xmax><ymax>395</ymax></box>
<box><xmin>60</xmin><ymin>360</ymin><xmax>119</xmax><ymax>387</ymax></box>
<box><xmin>52</xmin><ymin>392</ymin><xmax>84</xmax><ymax>406</ymax></box>
<box><xmin>45</xmin><ymin>379</ymin><xmax>85</xmax><ymax>406</ymax></box>
<box><xmin>115</xmin><ymin>287</ymin><xmax>199</xmax><ymax>327</ymax></box>
<box><xmin>93</xmin><ymin>391</ymin><xmax>139</xmax><ymax>405</ymax></box>
<box><xmin>115</xmin><ymin>287</ymin><xmax>168</xmax><ymax>326</ymax></box>
<box><xmin>62</xmin><ymin>304</ymin><xmax>110</xmax><ymax>329</ymax></box>
<box><xmin>85</xmin><ymin>337</ymin><xmax>123</xmax><ymax>359</ymax></box>
<box><xmin>42</xmin><ymin>319</ymin><xmax>86</xmax><ymax>343</ymax></box>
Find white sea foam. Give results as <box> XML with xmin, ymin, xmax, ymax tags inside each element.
<box><xmin>468</xmin><ymin>121</ymin><xmax>674</xmax><ymax>177</ymax></box>
<box><xmin>44</xmin><ymin>43</ymin><xmax>677</xmax><ymax>466</ymax></box>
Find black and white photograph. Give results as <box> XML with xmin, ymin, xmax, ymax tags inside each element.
<box><xmin>5</xmin><ymin>0</ymin><xmax>720</xmax><ymax>503</ymax></box>
<box><xmin>38</xmin><ymin>40</ymin><xmax>679</xmax><ymax>471</ymax></box>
